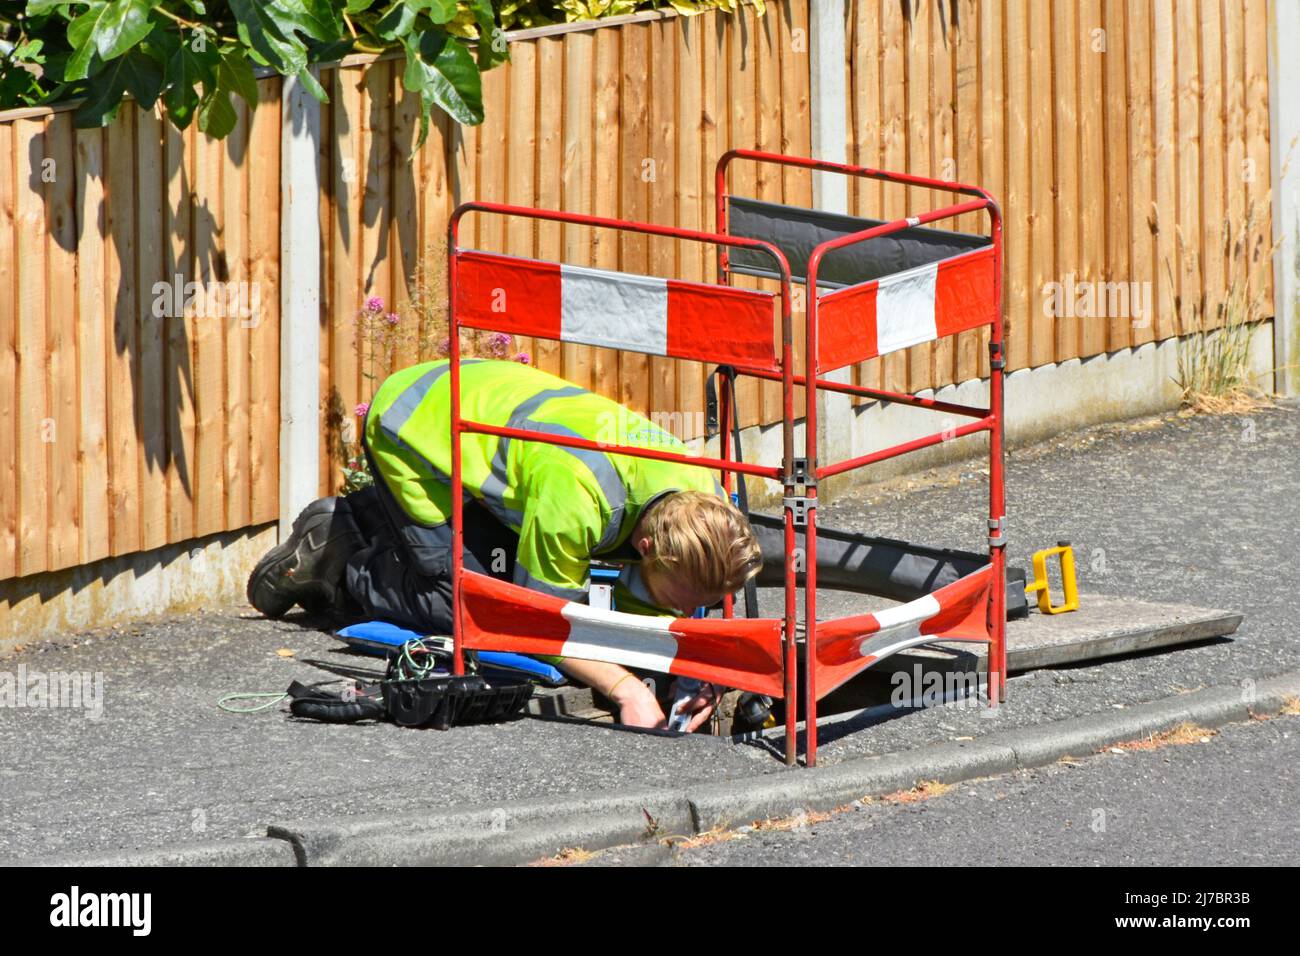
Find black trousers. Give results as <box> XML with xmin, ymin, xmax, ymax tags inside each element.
<box><xmin>342</xmin><ymin>481</ymin><xmax>519</xmax><ymax>636</ymax></box>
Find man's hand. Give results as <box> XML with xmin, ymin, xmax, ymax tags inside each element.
<box><xmin>670</xmin><ymin>679</ymin><xmax>721</xmax><ymax>734</ymax></box>
<box><xmin>610</xmin><ymin>676</ymin><xmax>668</xmax><ymax>730</ymax></box>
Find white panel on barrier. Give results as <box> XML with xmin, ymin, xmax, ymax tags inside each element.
<box><xmin>560</xmin><ymin>263</ymin><xmax>669</xmax><ymax>355</ymax></box>
<box><xmin>874</xmin><ymin>260</ymin><xmax>939</xmax><ymax>355</ymax></box>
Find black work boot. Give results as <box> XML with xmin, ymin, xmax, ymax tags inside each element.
<box><xmin>247</xmin><ymin>497</ymin><xmax>366</xmax><ymax>618</ymax></box>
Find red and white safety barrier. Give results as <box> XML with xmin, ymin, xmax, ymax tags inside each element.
<box><xmin>459</xmin><ymin>571</ymin><xmax>786</xmax><ymax>697</ymax></box>
<box><xmin>454</xmin><ymin>250</ymin><xmax>779</xmax><ymax>372</ymax></box>
<box><xmin>813</xmin><ymin>565</ymin><xmax>993</xmax><ymax>696</ymax></box>
<box><xmin>816</xmin><ymin>246</ymin><xmax>997</xmax><ymax>373</ymax></box>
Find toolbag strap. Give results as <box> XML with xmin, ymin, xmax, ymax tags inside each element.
<box><xmin>285</xmin><ymin>680</ymin><xmax>386</xmax><ymax>724</ymax></box>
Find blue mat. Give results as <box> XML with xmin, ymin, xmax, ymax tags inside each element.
<box><xmin>335</xmin><ymin>621</ymin><xmax>567</xmax><ymax>687</ymax></box>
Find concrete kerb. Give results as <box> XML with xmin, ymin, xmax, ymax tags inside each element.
<box><xmin>267</xmin><ymin>786</ymin><xmax>698</xmax><ymax>867</ymax></box>
<box><xmin>14</xmin><ymin>838</ymin><xmax>298</xmax><ymax>868</ymax></box>
<box><xmin>687</xmin><ymin>670</ymin><xmax>1300</xmax><ymax>833</ymax></box>
<box><xmin>9</xmin><ymin>670</ymin><xmax>1298</xmax><ymax>867</ymax></box>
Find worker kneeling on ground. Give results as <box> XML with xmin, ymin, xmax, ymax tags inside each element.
<box><xmin>248</xmin><ymin>358</ymin><xmax>762</xmax><ymax>732</ymax></box>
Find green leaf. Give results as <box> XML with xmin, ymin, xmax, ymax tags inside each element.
<box><xmin>89</xmin><ymin>0</ymin><xmax>153</xmax><ymax>62</ymax></box>
<box><xmin>375</xmin><ymin>2</ymin><xmax>418</xmax><ymax>41</ymax></box>
<box><xmin>218</xmin><ymin>49</ymin><xmax>259</xmax><ymax>106</ymax></box>
<box><xmin>198</xmin><ymin>81</ymin><xmax>237</xmax><ymax>138</ymax></box>
<box><xmin>294</xmin><ymin>65</ymin><xmax>329</xmax><ymax>103</ymax></box>
<box><xmin>73</xmin><ymin>49</ymin><xmax>131</xmax><ymax>127</ymax></box>
<box><xmin>23</xmin><ymin>1</ymin><xmax>70</xmax><ymax>15</ymax></box>
<box><xmin>465</xmin><ymin>0</ymin><xmax>507</xmax><ymax>68</ymax></box>
<box><xmin>306</xmin><ymin>37</ymin><xmax>357</xmax><ymax>64</ymax></box>
<box><xmin>119</xmin><ymin>48</ymin><xmax>163</xmax><ymax>107</ymax></box>
<box><xmin>265</xmin><ymin>0</ymin><xmax>344</xmax><ymax>44</ymax></box>
<box><xmin>229</xmin><ymin>0</ymin><xmax>308</xmax><ymax>75</ymax></box>
<box><xmin>65</xmin><ymin>4</ymin><xmax>105</xmax><ymax>81</ymax></box>
<box><xmin>402</xmin><ymin>28</ymin><xmax>482</xmax><ymax>127</ymax></box>
<box><xmin>419</xmin><ymin>0</ymin><xmax>461</xmax><ymax>26</ymax></box>
<box><xmin>161</xmin><ymin>33</ymin><xmax>218</xmax><ymax>128</ymax></box>
<box><xmin>346</xmin><ymin>0</ymin><xmax>377</xmax><ymax>13</ymax></box>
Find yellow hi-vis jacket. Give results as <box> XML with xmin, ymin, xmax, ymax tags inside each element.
<box><xmin>364</xmin><ymin>358</ymin><xmax>724</xmax><ymax>615</ymax></box>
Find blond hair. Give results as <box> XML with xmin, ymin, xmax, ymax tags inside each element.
<box><xmin>641</xmin><ymin>491</ymin><xmax>762</xmax><ymax>595</ymax></box>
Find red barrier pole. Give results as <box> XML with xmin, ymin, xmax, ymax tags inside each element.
<box><xmin>802</xmin><ymin>264</ymin><xmax>822</xmax><ymax>768</ymax></box>
<box><xmin>988</xmin><ymin>202</ymin><xmax>1008</xmax><ymax>704</ymax></box>
<box><xmin>448</xmin><ymin>212</ymin><xmax>466</xmax><ymax>677</ymax></box>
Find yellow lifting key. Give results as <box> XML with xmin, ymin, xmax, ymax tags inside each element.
<box><xmin>1024</xmin><ymin>541</ymin><xmax>1079</xmax><ymax>614</ymax></box>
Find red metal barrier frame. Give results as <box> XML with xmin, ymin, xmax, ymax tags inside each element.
<box><xmin>447</xmin><ymin>201</ymin><xmax>803</xmax><ymax>761</ymax></box>
<box><xmin>716</xmin><ymin>150</ymin><xmax>1007</xmax><ymax>767</ymax></box>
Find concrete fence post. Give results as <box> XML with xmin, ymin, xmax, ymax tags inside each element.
<box><xmin>279</xmin><ymin>70</ymin><xmax>323</xmax><ymax>537</ymax></box>
<box><xmin>809</xmin><ymin>0</ymin><xmax>852</xmax><ymax>479</ymax></box>
<box><xmin>1269</xmin><ymin>0</ymin><xmax>1300</xmax><ymax>397</ymax></box>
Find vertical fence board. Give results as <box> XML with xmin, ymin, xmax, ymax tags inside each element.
<box><xmin>1174</xmin><ymin>0</ymin><xmax>1202</xmax><ymax>340</ymax></box>
<box><xmin>725</xmin><ymin>12</ymin><xmax>761</xmax><ymax>427</ymax></box>
<box><xmin>1151</xmin><ymin>0</ymin><xmax>1177</xmax><ymax>344</ymax></box>
<box><xmin>45</xmin><ymin>113</ymin><xmax>80</xmax><ymax>569</ymax></box>
<box><xmin>15</xmin><ymin>119</ymin><xmax>48</xmax><ymax>574</ymax></box>
<box><xmin>561</xmin><ymin>29</ymin><xmax>596</xmax><ymax>391</ymax></box>
<box><xmin>1128</xmin><ymin>0</ymin><xmax>1159</xmax><ymax>348</ymax></box>
<box><xmin>1004</xmin><ymin>0</ymin><xmax>1031</xmax><ymax>371</ymax></box>
<box><xmin>191</xmin><ymin>127</ymin><xmax>225</xmax><ymax>539</ymax></box>
<box><xmin>676</xmin><ymin>14</ymin><xmax>706</xmax><ymax>435</ymax></box>
<box><xmin>163</xmin><ymin>122</ymin><xmax>195</xmax><ymax>546</ymax></box>
<box><xmin>850</xmin><ymin>0</ymin><xmax>882</xmax><ymax>396</ymax></box>
<box><xmin>536</xmin><ymin>37</ymin><xmax>565</xmax><ymax>379</ymax></box>
<box><xmin>619</xmin><ymin>23</ymin><xmax>651</xmax><ymax>417</ymax></box>
<box><xmin>880</xmin><ymin>0</ymin><xmax>910</xmax><ymax>391</ymax></box>
<box><xmin>222</xmin><ymin>103</ymin><xmax>252</xmax><ymax>531</ymax></box>
<box><xmin>782</xmin><ymin>0</ymin><xmax>811</xmax><ymax>419</ymax></box>
<box><xmin>954</xmin><ymin>0</ymin><xmax>982</xmax><ymax>384</ymax></box>
<box><xmin>649</xmin><ymin>19</ymin><xmax>680</xmax><ymax>432</ymax></box>
<box><xmin>135</xmin><ymin>106</ymin><xmax>167</xmax><ymax>551</ymax></box>
<box><xmin>976</xmin><ymin>0</ymin><xmax>1003</xmax><ymax>379</ymax></box>
<box><xmin>248</xmin><ymin>79</ymin><xmax>281</xmax><ymax>525</ymax></box>
<box><xmin>904</xmin><ymin>0</ymin><xmax>933</xmax><ymax>393</ymax></box>
<box><xmin>930</xmin><ymin>0</ymin><xmax>956</xmax><ymax>388</ymax></box>
<box><xmin>755</xmin><ymin>8</ymin><xmax>783</xmax><ymax>422</ymax></box>
<box><xmin>0</xmin><ymin>124</ymin><xmax>16</xmax><ymax>578</ymax></box>
<box><xmin>1222</xmin><ymin>0</ymin><xmax>1247</xmax><ymax>314</ymax></box>
<box><xmin>591</xmin><ymin>25</ymin><xmax>621</xmax><ymax>403</ymax></box>
<box><xmin>1243</xmin><ymin>0</ymin><xmax>1271</xmax><ymax>309</ymax></box>
<box><xmin>1053</xmin><ymin>0</ymin><xmax>1081</xmax><ymax>364</ymax></box>
<box><xmin>1078</xmin><ymin>0</ymin><xmax>1107</xmax><ymax>359</ymax></box>
<box><xmin>506</xmin><ymin>41</ymin><xmax>538</xmax><ymax>371</ymax></box>
<box><xmin>1028</xmin><ymin>0</ymin><xmax>1057</xmax><ymax>369</ymax></box>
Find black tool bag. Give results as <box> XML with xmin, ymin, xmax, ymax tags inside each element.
<box><xmin>285</xmin><ymin>642</ymin><xmax>535</xmax><ymax>730</ymax></box>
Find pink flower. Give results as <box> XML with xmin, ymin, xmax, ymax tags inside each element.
<box><xmin>386</xmin><ymin>312</ymin><xmax>400</xmax><ymax>326</ymax></box>
<box><xmin>354</xmin><ymin>402</ymin><xmax>370</xmax><ymax>418</ymax></box>
<box><xmin>515</xmin><ymin>352</ymin><xmax>531</xmax><ymax>364</ymax></box>
<box><xmin>436</xmin><ymin>336</ymin><xmax>451</xmax><ymax>356</ymax></box>
<box><xmin>365</xmin><ymin>296</ymin><xmax>384</xmax><ymax>312</ymax></box>
<box><xmin>487</xmin><ymin>331</ymin><xmax>512</xmax><ymax>358</ymax></box>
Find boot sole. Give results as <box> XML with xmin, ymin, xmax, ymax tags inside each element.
<box><xmin>247</xmin><ymin>501</ymin><xmax>353</xmax><ymax>618</ymax></box>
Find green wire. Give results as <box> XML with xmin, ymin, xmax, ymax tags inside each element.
<box><xmin>218</xmin><ymin>638</ymin><xmax>453</xmax><ymax>714</ymax></box>
<box><xmin>217</xmin><ymin>692</ymin><xmax>290</xmax><ymax>714</ymax></box>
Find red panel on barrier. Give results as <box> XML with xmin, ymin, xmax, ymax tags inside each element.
<box><xmin>455</xmin><ymin>250</ymin><xmax>563</xmax><ymax>340</ymax></box>
<box><xmin>458</xmin><ymin>570</ymin><xmax>787</xmax><ymax>698</ymax></box>
<box><xmin>665</xmin><ymin>279</ymin><xmax>779</xmax><ymax>371</ymax></box>
<box><xmin>934</xmin><ymin>246</ymin><xmax>998</xmax><ymax>339</ymax></box>
<box><xmin>812</xmin><ymin>566</ymin><xmax>992</xmax><ymax>698</ymax></box>
<box><xmin>454</xmin><ymin>250</ymin><xmax>777</xmax><ymax>371</ymax></box>
<box><xmin>816</xmin><ymin>245</ymin><xmax>997</xmax><ymax>373</ymax></box>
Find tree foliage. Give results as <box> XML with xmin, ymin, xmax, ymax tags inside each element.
<box><xmin>0</xmin><ymin>1</ymin><xmax>763</xmax><ymax>140</ymax></box>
